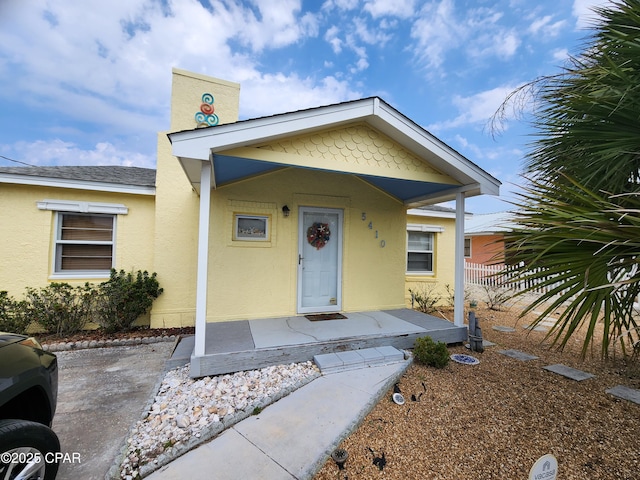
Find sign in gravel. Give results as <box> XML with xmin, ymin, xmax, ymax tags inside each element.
<box><xmin>528</xmin><ymin>454</ymin><xmax>558</xmax><ymax>480</ymax></box>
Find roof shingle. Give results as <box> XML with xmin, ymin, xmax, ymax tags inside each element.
<box><xmin>0</xmin><ymin>166</ymin><xmax>156</xmax><ymax>188</ymax></box>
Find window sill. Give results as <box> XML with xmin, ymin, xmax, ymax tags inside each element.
<box><xmin>405</xmin><ymin>272</ymin><xmax>435</xmax><ymax>278</ymax></box>
<box><xmin>49</xmin><ymin>272</ymin><xmax>111</xmax><ymax>281</ymax></box>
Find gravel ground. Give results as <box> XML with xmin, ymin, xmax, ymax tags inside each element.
<box><xmin>314</xmin><ymin>306</ymin><xmax>640</xmax><ymax>480</ymax></box>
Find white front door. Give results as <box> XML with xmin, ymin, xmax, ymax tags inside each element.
<box><xmin>297</xmin><ymin>207</ymin><xmax>343</xmax><ymax>313</ymax></box>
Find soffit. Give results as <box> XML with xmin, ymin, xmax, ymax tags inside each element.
<box><xmin>169</xmin><ymin>97</ymin><xmax>501</xmax><ymax>206</ymax></box>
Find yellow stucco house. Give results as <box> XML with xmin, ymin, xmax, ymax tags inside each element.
<box><xmin>0</xmin><ymin>69</ymin><xmax>500</xmax><ymax>372</ymax></box>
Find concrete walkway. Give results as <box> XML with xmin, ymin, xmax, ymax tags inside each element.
<box><xmin>146</xmin><ymin>359</ymin><xmax>411</xmax><ymax>480</ymax></box>
<box><xmin>52</xmin><ymin>342</ymin><xmax>175</xmax><ymax>480</ymax></box>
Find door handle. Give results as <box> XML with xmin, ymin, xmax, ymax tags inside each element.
<box><xmin>299</xmin><ymin>254</ymin><xmax>303</xmax><ymax>265</ymax></box>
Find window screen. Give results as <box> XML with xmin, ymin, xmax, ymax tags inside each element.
<box><xmin>55</xmin><ymin>213</ymin><xmax>114</xmax><ymax>272</ymax></box>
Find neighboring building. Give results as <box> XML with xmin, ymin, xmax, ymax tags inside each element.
<box><xmin>464</xmin><ymin>211</ymin><xmax>515</xmax><ymax>265</ymax></box>
<box><xmin>0</xmin><ymin>69</ymin><xmax>501</xmax><ymax>372</ymax></box>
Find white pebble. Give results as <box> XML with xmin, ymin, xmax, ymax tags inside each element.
<box><xmin>119</xmin><ymin>361</ymin><xmax>318</xmax><ymax>479</ymax></box>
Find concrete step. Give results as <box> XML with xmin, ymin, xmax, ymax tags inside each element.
<box><xmin>313</xmin><ymin>346</ymin><xmax>406</xmax><ymax>374</ymax></box>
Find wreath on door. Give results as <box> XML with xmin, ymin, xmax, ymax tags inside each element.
<box><xmin>307</xmin><ymin>222</ymin><xmax>331</xmax><ymax>250</ymax></box>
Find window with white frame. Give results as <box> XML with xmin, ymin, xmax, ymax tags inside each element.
<box><xmin>407</xmin><ymin>231</ymin><xmax>434</xmax><ymax>273</ymax></box>
<box><xmin>464</xmin><ymin>238</ymin><xmax>471</xmax><ymax>258</ymax></box>
<box><xmin>38</xmin><ymin>199</ymin><xmax>127</xmax><ymax>277</ymax></box>
<box><xmin>54</xmin><ymin>213</ymin><xmax>115</xmax><ymax>273</ymax></box>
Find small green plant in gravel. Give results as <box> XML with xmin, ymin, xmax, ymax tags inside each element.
<box><xmin>413</xmin><ymin>336</ymin><xmax>450</xmax><ymax>368</ymax></box>
<box><xmin>95</xmin><ymin>269</ymin><xmax>163</xmax><ymax>333</ymax></box>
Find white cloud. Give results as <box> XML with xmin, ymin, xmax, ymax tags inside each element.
<box><xmin>363</xmin><ymin>0</ymin><xmax>416</xmax><ymax>19</ymax></box>
<box><xmin>224</xmin><ymin>0</ymin><xmax>319</xmax><ymax>51</ymax></box>
<box><xmin>572</xmin><ymin>0</ymin><xmax>609</xmax><ymax>28</ymax></box>
<box><xmin>321</xmin><ymin>15</ymin><xmax>392</xmax><ymax>76</ymax></box>
<box><xmin>468</xmin><ymin>29</ymin><xmax>520</xmax><ymax>61</ymax></box>
<box><xmin>352</xmin><ymin>16</ymin><xmax>392</xmax><ymax>46</ymax></box>
<box><xmin>410</xmin><ymin>1</ymin><xmax>525</xmax><ymax>74</ymax></box>
<box><xmin>352</xmin><ymin>56</ymin><xmax>370</xmax><ymax>73</ymax></box>
<box><xmin>238</xmin><ymin>73</ymin><xmax>361</xmax><ymax>119</ymax></box>
<box><xmin>428</xmin><ymin>84</ymin><xmax>523</xmax><ymax>132</ymax></box>
<box><xmin>496</xmin><ymin>32</ymin><xmax>520</xmax><ymax>58</ymax></box>
<box><xmin>552</xmin><ymin>48</ymin><xmax>570</xmax><ymax>62</ymax></box>
<box><xmin>453</xmin><ymin>134</ymin><xmax>484</xmax><ymax>160</ymax></box>
<box><xmin>342</xmin><ymin>29</ymin><xmax>370</xmax><ymax>73</ymax></box>
<box><xmin>410</xmin><ymin>0</ymin><xmax>460</xmax><ymax>70</ymax></box>
<box><xmin>321</xmin><ymin>0</ymin><xmax>360</xmax><ymax>11</ymax></box>
<box><xmin>528</xmin><ymin>15</ymin><xmax>567</xmax><ymax>38</ymax></box>
<box><xmin>0</xmin><ymin>0</ymin><xmax>333</xmax><ymax>142</ymax></box>
<box><xmin>8</xmin><ymin>139</ymin><xmax>155</xmax><ymax>168</ymax></box>
<box><xmin>325</xmin><ymin>25</ymin><xmax>343</xmax><ymax>53</ymax></box>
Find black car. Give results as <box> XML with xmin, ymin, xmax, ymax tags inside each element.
<box><xmin>0</xmin><ymin>332</ymin><xmax>60</xmax><ymax>479</ymax></box>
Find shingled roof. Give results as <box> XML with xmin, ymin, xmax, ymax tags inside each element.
<box><xmin>0</xmin><ymin>166</ymin><xmax>156</xmax><ymax>188</ymax></box>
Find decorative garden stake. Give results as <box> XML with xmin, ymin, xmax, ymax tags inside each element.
<box><xmin>468</xmin><ymin>310</ymin><xmax>484</xmax><ymax>353</ymax></box>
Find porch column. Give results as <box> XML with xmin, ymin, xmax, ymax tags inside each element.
<box><xmin>454</xmin><ymin>191</ymin><xmax>465</xmax><ymax>327</ymax></box>
<box><xmin>194</xmin><ymin>161</ymin><xmax>212</xmax><ymax>358</ymax></box>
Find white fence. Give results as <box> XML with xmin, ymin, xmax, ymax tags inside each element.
<box><xmin>464</xmin><ymin>262</ymin><xmax>505</xmax><ymax>286</ymax></box>
<box><xmin>464</xmin><ymin>262</ymin><xmax>557</xmax><ymax>294</ymax></box>
<box><xmin>464</xmin><ymin>262</ymin><xmax>640</xmax><ymax>311</ymax></box>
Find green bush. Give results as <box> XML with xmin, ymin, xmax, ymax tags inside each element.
<box><xmin>0</xmin><ymin>291</ymin><xmax>30</xmax><ymax>335</ymax></box>
<box><xmin>413</xmin><ymin>336</ymin><xmax>450</xmax><ymax>368</ymax></box>
<box><xmin>95</xmin><ymin>269</ymin><xmax>163</xmax><ymax>333</ymax></box>
<box><xmin>25</xmin><ymin>283</ymin><xmax>94</xmax><ymax>336</ymax></box>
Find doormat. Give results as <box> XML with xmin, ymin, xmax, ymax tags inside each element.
<box><xmin>305</xmin><ymin>313</ymin><xmax>347</xmax><ymax>321</ymax></box>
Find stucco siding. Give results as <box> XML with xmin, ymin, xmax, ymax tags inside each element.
<box><xmin>0</xmin><ymin>183</ymin><xmax>155</xmax><ymax>297</ymax></box>
<box><xmin>467</xmin><ymin>234</ymin><xmax>504</xmax><ymax>265</ymax></box>
<box><xmin>150</xmin><ymin>69</ymin><xmax>242</xmax><ymax>328</ymax></box>
<box><xmin>192</xmin><ymin>167</ymin><xmax>407</xmax><ymax>323</ymax></box>
<box><xmin>404</xmin><ymin>213</ymin><xmax>457</xmax><ymax>307</ymax></box>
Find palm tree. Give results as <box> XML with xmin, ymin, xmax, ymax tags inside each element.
<box><xmin>500</xmin><ymin>0</ymin><xmax>640</xmax><ymax>357</ymax></box>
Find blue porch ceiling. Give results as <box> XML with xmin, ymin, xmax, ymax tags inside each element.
<box><xmin>169</xmin><ymin>97</ymin><xmax>502</xmax><ymax>206</ymax></box>
<box><xmin>212</xmin><ymin>154</ymin><xmax>283</xmax><ymax>186</ymax></box>
<box><xmin>212</xmin><ymin>154</ymin><xmax>457</xmax><ymax>203</ymax></box>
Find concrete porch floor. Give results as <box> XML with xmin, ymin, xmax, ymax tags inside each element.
<box><xmin>167</xmin><ymin>309</ymin><xmax>468</xmax><ymax>377</ymax></box>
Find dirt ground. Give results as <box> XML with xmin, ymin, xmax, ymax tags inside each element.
<box><xmin>313</xmin><ymin>306</ymin><xmax>640</xmax><ymax>480</ymax></box>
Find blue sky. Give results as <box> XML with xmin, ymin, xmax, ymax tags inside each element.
<box><xmin>0</xmin><ymin>0</ymin><xmax>609</xmax><ymax>213</ymax></box>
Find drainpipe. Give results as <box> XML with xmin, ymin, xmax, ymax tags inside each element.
<box><xmin>454</xmin><ymin>191</ymin><xmax>465</xmax><ymax>327</ymax></box>
<box><xmin>194</xmin><ymin>161</ymin><xmax>212</xmax><ymax>358</ymax></box>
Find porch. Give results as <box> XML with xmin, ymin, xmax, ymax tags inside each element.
<box><xmin>167</xmin><ymin>309</ymin><xmax>468</xmax><ymax>377</ymax></box>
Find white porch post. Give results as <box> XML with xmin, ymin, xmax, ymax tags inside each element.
<box><xmin>454</xmin><ymin>191</ymin><xmax>465</xmax><ymax>327</ymax></box>
<box><xmin>194</xmin><ymin>161</ymin><xmax>212</xmax><ymax>358</ymax></box>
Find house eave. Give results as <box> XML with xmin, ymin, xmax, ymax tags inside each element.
<box><xmin>0</xmin><ymin>173</ymin><xmax>156</xmax><ymax>196</ymax></box>
<box><xmin>168</xmin><ymin>97</ymin><xmax>501</xmax><ymax>203</ymax></box>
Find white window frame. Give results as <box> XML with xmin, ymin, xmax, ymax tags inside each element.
<box><xmin>233</xmin><ymin>213</ymin><xmax>271</xmax><ymax>242</ymax></box>
<box><xmin>38</xmin><ymin>200</ymin><xmax>126</xmax><ymax>279</ymax></box>
<box><xmin>407</xmin><ymin>224</ymin><xmax>441</xmax><ymax>275</ymax></box>
<box><xmin>464</xmin><ymin>237</ymin><xmax>472</xmax><ymax>258</ymax></box>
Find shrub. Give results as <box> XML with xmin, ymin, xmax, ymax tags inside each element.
<box><xmin>95</xmin><ymin>269</ymin><xmax>163</xmax><ymax>333</ymax></box>
<box><xmin>444</xmin><ymin>283</ymin><xmax>471</xmax><ymax>308</ymax></box>
<box><xmin>482</xmin><ymin>284</ymin><xmax>513</xmax><ymax>311</ymax></box>
<box><xmin>25</xmin><ymin>283</ymin><xmax>94</xmax><ymax>336</ymax></box>
<box><xmin>413</xmin><ymin>336</ymin><xmax>450</xmax><ymax>368</ymax></box>
<box><xmin>409</xmin><ymin>285</ymin><xmax>441</xmax><ymax>313</ymax></box>
<box><xmin>0</xmin><ymin>291</ymin><xmax>30</xmax><ymax>335</ymax></box>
